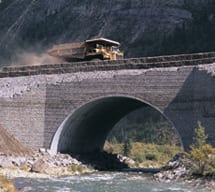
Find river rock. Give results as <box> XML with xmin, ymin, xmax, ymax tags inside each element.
<box><xmin>12</xmin><ymin>157</ymin><xmax>27</xmax><ymax>166</ymax></box>
<box><xmin>31</xmin><ymin>159</ymin><xmax>50</xmax><ymax>173</ymax></box>
<box><xmin>117</xmin><ymin>154</ymin><xmax>136</xmax><ymax>166</ymax></box>
<box><xmin>153</xmin><ymin>153</ymin><xmax>189</xmax><ymax>181</ymax></box>
<box><xmin>0</xmin><ymin>158</ymin><xmax>13</xmax><ymax>168</ymax></box>
<box><xmin>39</xmin><ymin>148</ymin><xmax>46</xmax><ymax>154</ymax></box>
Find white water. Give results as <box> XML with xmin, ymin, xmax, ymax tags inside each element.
<box><xmin>13</xmin><ymin>172</ymin><xmax>211</xmax><ymax>192</ymax></box>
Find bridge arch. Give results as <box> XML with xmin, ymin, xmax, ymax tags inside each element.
<box><xmin>50</xmin><ymin>95</ymin><xmax>181</xmax><ymax>154</ymax></box>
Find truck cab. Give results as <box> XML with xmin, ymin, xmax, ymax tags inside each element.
<box><xmin>84</xmin><ymin>38</ymin><xmax>124</xmax><ymax>60</ymax></box>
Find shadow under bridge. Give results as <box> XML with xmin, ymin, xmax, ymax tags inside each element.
<box><xmin>50</xmin><ymin>96</ymin><xmax>167</xmax><ymax>154</ymax></box>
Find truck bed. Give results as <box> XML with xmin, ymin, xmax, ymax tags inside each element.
<box><xmin>47</xmin><ymin>42</ymin><xmax>85</xmax><ymax>60</ymax></box>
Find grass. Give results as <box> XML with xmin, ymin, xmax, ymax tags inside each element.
<box><xmin>0</xmin><ymin>175</ymin><xmax>15</xmax><ymax>192</ymax></box>
<box><xmin>67</xmin><ymin>165</ymin><xmax>85</xmax><ymax>173</ymax></box>
<box><xmin>104</xmin><ymin>141</ymin><xmax>182</xmax><ymax>168</ymax></box>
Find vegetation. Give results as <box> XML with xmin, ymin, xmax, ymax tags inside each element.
<box><xmin>105</xmin><ymin>107</ymin><xmax>182</xmax><ymax>168</ymax></box>
<box><xmin>122</xmin><ymin>138</ymin><xmax>132</xmax><ymax>157</ymax></box>
<box><xmin>0</xmin><ymin>175</ymin><xmax>15</xmax><ymax>192</ymax></box>
<box><xmin>187</xmin><ymin>122</ymin><xmax>215</xmax><ymax>176</ymax></box>
<box><xmin>104</xmin><ymin>142</ymin><xmax>182</xmax><ymax>168</ymax></box>
<box><xmin>106</xmin><ymin>118</ymin><xmax>215</xmax><ymax>178</ymax></box>
<box><xmin>107</xmin><ymin>107</ymin><xmax>180</xmax><ymax>146</ymax></box>
<box><xmin>68</xmin><ymin>165</ymin><xmax>85</xmax><ymax>173</ymax></box>
<box><xmin>151</xmin><ymin>1</ymin><xmax>215</xmax><ymax>57</ymax></box>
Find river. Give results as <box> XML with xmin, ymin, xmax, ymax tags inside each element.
<box><xmin>13</xmin><ymin>172</ymin><xmax>211</xmax><ymax>192</ymax></box>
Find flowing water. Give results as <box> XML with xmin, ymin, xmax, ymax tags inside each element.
<box><xmin>13</xmin><ymin>172</ymin><xmax>211</xmax><ymax>192</ymax></box>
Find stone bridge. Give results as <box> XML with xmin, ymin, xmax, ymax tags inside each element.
<box><xmin>0</xmin><ymin>52</ymin><xmax>215</xmax><ymax>154</ymax></box>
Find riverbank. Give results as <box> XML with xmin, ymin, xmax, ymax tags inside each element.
<box><xmin>1</xmin><ymin>150</ymin><xmax>215</xmax><ymax>191</ymax></box>
<box><xmin>0</xmin><ymin>150</ymin><xmax>133</xmax><ymax>180</ymax></box>
<box><xmin>154</xmin><ymin>169</ymin><xmax>215</xmax><ymax>190</ymax></box>
<box><xmin>0</xmin><ymin>149</ymin><xmax>95</xmax><ymax>180</ymax></box>
<box><xmin>153</xmin><ymin>153</ymin><xmax>215</xmax><ymax>190</ymax></box>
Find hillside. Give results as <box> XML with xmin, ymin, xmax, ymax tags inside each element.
<box><xmin>0</xmin><ymin>126</ymin><xmax>33</xmax><ymax>156</ymax></box>
<box><xmin>0</xmin><ymin>0</ymin><xmax>215</xmax><ymax>65</ymax></box>
<box><xmin>108</xmin><ymin>107</ymin><xmax>180</xmax><ymax>146</ymax></box>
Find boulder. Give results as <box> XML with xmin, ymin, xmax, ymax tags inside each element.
<box><xmin>31</xmin><ymin>159</ymin><xmax>50</xmax><ymax>173</ymax></box>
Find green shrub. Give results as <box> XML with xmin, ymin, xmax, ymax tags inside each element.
<box><xmin>192</xmin><ymin>121</ymin><xmax>208</xmax><ymax>148</ymax></box>
<box><xmin>122</xmin><ymin>139</ymin><xmax>132</xmax><ymax>157</ymax></box>
<box><xmin>145</xmin><ymin>153</ymin><xmax>158</xmax><ymax>161</ymax></box>
<box><xmin>188</xmin><ymin>121</ymin><xmax>215</xmax><ymax>176</ymax></box>
<box><xmin>189</xmin><ymin>144</ymin><xmax>215</xmax><ymax>176</ymax></box>
<box><xmin>104</xmin><ymin>142</ymin><xmax>182</xmax><ymax>167</ymax></box>
<box><xmin>133</xmin><ymin>154</ymin><xmax>145</xmax><ymax>163</ymax></box>
<box><xmin>68</xmin><ymin>165</ymin><xmax>84</xmax><ymax>173</ymax></box>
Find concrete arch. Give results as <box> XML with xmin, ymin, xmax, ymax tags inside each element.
<box><xmin>50</xmin><ymin>95</ymin><xmax>181</xmax><ymax>154</ymax></box>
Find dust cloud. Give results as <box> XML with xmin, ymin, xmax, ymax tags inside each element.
<box><xmin>11</xmin><ymin>52</ymin><xmax>63</xmax><ymax>66</ymax></box>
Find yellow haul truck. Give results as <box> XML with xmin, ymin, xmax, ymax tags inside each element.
<box><xmin>48</xmin><ymin>37</ymin><xmax>124</xmax><ymax>62</ymax></box>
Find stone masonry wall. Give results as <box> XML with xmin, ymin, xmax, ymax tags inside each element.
<box><xmin>0</xmin><ymin>54</ymin><xmax>215</xmax><ymax>151</ymax></box>
<box><xmin>0</xmin><ymin>80</ymin><xmax>46</xmax><ymax>149</ymax></box>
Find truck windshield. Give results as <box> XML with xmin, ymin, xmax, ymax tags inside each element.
<box><xmin>112</xmin><ymin>46</ymin><xmax>119</xmax><ymax>51</ymax></box>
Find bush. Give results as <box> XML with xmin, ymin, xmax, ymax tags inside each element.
<box><xmin>145</xmin><ymin>153</ymin><xmax>158</xmax><ymax>161</ymax></box>
<box><xmin>192</xmin><ymin>121</ymin><xmax>208</xmax><ymax>148</ymax></box>
<box><xmin>122</xmin><ymin>139</ymin><xmax>132</xmax><ymax>157</ymax></box>
<box><xmin>68</xmin><ymin>165</ymin><xmax>84</xmax><ymax>173</ymax></box>
<box><xmin>189</xmin><ymin>144</ymin><xmax>215</xmax><ymax>176</ymax></box>
<box><xmin>104</xmin><ymin>142</ymin><xmax>182</xmax><ymax>167</ymax></box>
<box><xmin>133</xmin><ymin>154</ymin><xmax>145</xmax><ymax>163</ymax></box>
<box><xmin>188</xmin><ymin>121</ymin><xmax>215</xmax><ymax>176</ymax></box>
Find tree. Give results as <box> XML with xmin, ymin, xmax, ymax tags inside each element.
<box><xmin>122</xmin><ymin>138</ymin><xmax>132</xmax><ymax>157</ymax></box>
<box><xmin>189</xmin><ymin>121</ymin><xmax>215</xmax><ymax>176</ymax></box>
<box><xmin>192</xmin><ymin>121</ymin><xmax>208</xmax><ymax>148</ymax></box>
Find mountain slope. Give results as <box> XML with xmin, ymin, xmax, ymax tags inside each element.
<box><xmin>0</xmin><ymin>0</ymin><xmax>214</xmax><ymax>65</ymax></box>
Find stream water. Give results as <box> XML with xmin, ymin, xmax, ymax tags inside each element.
<box><xmin>13</xmin><ymin>172</ymin><xmax>212</xmax><ymax>192</ymax></box>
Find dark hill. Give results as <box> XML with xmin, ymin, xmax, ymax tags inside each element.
<box><xmin>0</xmin><ymin>0</ymin><xmax>215</xmax><ymax>65</ymax></box>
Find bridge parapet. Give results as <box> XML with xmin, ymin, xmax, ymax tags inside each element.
<box><xmin>0</xmin><ymin>52</ymin><xmax>215</xmax><ymax>78</ymax></box>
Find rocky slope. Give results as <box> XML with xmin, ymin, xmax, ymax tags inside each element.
<box><xmin>0</xmin><ymin>126</ymin><xmax>33</xmax><ymax>156</ymax></box>
<box><xmin>0</xmin><ymin>0</ymin><xmax>214</xmax><ymax>65</ymax></box>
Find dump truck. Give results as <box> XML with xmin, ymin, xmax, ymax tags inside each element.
<box><xmin>47</xmin><ymin>37</ymin><xmax>124</xmax><ymax>62</ymax></box>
